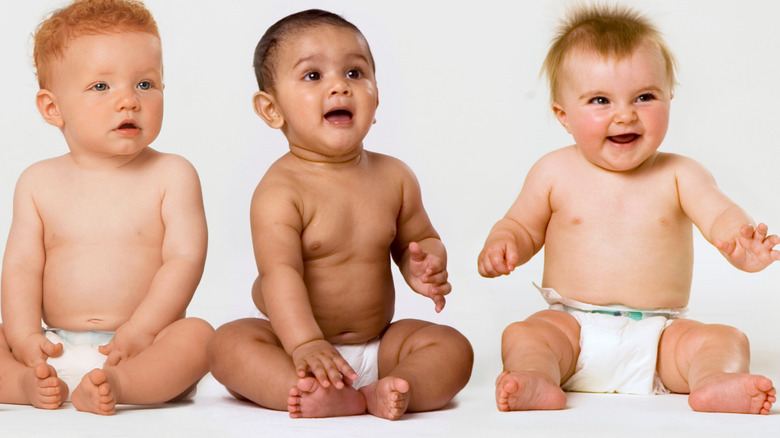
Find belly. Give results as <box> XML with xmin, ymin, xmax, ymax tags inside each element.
<box><xmin>42</xmin><ymin>246</ymin><xmax>160</xmax><ymax>330</ymax></box>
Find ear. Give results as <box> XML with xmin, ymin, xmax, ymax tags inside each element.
<box><xmin>552</xmin><ymin>102</ymin><xmax>571</xmax><ymax>134</ymax></box>
<box><xmin>36</xmin><ymin>89</ymin><xmax>64</xmax><ymax>128</ymax></box>
<box><xmin>252</xmin><ymin>91</ymin><xmax>285</xmax><ymax>129</ymax></box>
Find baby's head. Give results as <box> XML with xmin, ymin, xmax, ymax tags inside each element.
<box><xmin>542</xmin><ymin>4</ymin><xmax>677</xmax><ymax>104</ymax></box>
<box><xmin>33</xmin><ymin>0</ymin><xmax>159</xmax><ymax>89</ymax></box>
<box><xmin>253</xmin><ymin>9</ymin><xmax>375</xmax><ymax>94</ymax></box>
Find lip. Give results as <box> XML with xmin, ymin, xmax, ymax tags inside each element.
<box><xmin>324</xmin><ymin>107</ymin><xmax>354</xmax><ymax>126</ymax></box>
<box><xmin>114</xmin><ymin>119</ymin><xmax>141</xmax><ymax>136</ymax></box>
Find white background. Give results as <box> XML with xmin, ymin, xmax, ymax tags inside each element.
<box><xmin>0</xmin><ymin>1</ymin><xmax>779</xmax><ymax>435</ymax></box>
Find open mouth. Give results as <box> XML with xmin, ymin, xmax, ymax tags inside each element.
<box><xmin>324</xmin><ymin>109</ymin><xmax>353</xmax><ymax>124</ymax></box>
<box><xmin>117</xmin><ymin>120</ymin><xmax>139</xmax><ymax>130</ymax></box>
<box><xmin>608</xmin><ymin>133</ymin><xmax>639</xmax><ymax>144</ymax></box>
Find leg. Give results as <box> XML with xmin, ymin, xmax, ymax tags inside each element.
<box><xmin>497</xmin><ymin>309</ymin><xmax>580</xmax><ymax>411</ymax></box>
<box><xmin>209</xmin><ymin>317</ymin><xmax>365</xmax><ymax>418</ymax></box>
<box><xmin>658</xmin><ymin>319</ymin><xmax>775</xmax><ymax>414</ymax></box>
<box><xmin>360</xmin><ymin>319</ymin><xmax>473</xmax><ymax>420</ymax></box>
<box><xmin>0</xmin><ymin>324</ymin><xmax>68</xmax><ymax>409</ymax></box>
<box><xmin>71</xmin><ymin>317</ymin><xmax>213</xmax><ymax>415</ymax></box>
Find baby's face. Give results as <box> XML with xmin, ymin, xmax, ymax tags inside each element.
<box><xmin>269</xmin><ymin>24</ymin><xmax>378</xmax><ymax>161</ymax></box>
<box><xmin>552</xmin><ymin>43</ymin><xmax>672</xmax><ymax>172</ymax></box>
<box><xmin>45</xmin><ymin>32</ymin><xmax>164</xmax><ymax>159</ymax></box>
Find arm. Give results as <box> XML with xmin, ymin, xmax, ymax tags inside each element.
<box><xmin>478</xmin><ymin>158</ymin><xmax>553</xmax><ymax>277</ymax></box>
<box><xmin>251</xmin><ymin>175</ymin><xmax>356</xmax><ymax>389</ymax></box>
<box><xmin>677</xmin><ymin>156</ymin><xmax>779</xmax><ymax>272</ymax></box>
<box><xmin>1</xmin><ymin>168</ymin><xmax>62</xmax><ymax>366</ymax></box>
<box><xmin>390</xmin><ymin>162</ymin><xmax>451</xmax><ymax>312</ymax></box>
<box><xmin>100</xmin><ymin>156</ymin><xmax>207</xmax><ymax>365</ymax></box>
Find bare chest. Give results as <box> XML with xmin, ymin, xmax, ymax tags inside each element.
<box><xmin>300</xmin><ymin>185</ymin><xmax>399</xmax><ymax>261</ymax></box>
<box><xmin>37</xmin><ymin>180</ymin><xmax>164</xmax><ymax>249</ymax></box>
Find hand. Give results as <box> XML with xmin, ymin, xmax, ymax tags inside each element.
<box><xmin>407</xmin><ymin>241</ymin><xmax>451</xmax><ymax>313</ymax></box>
<box><xmin>714</xmin><ymin>223</ymin><xmax>780</xmax><ymax>272</ymax></box>
<box><xmin>12</xmin><ymin>333</ymin><xmax>63</xmax><ymax>367</ymax></box>
<box><xmin>98</xmin><ymin>322</ymin><xmax>156</xmax><ymax>366</ymax></box>
<box><xmin>478</xmin><ymin>237</ymin><xmax>519</xmax><ymax>278</ymax></box>
<box><xmin>291</xmin><ymin>339</ymin><xmax>358</xmax><ymax>389</ymax></box>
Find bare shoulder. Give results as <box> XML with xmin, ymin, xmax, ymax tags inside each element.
<box><xmin>14</xmin><ymin>155</ymin><xmax>70</xmax><ymax>192</ymax></box>
<box><xmin>144</xmin><ymin>150</ymin><xmax>200</xmax><ymax>180</ymax></box>
<box><xmin>653</xmin><ymin>152</ymin><xmax>714</xmax><ymax>179</ymax></box>
<box><xmin>250</xmin><ymin>154</ymin><xmax>304</xmax><ymax>215</ymax></box>
<box><xmin>366</xmin><ymin>151</ymin><xmax>417</xmax><ymax>183</ymax></box>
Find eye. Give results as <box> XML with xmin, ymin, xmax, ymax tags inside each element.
<box><xmin>304</xmin><ymin>71</ymin><xmax>321</xmax><ymax>81</ymax></box>
<box><xmin>92</xmin><ymin>83</ymin><xmax>109</xmax><ymax>91</ymax></box>
<box><xmin>589</xmin><ymin>96</ymin><xmax>609</xmax><ymax>105</ymax></box>
<box><xmin>346</xmin><ymin>69</ymin><xmax>362</xmax><ymax>79</ymax></box>
<box><xmin>636</xmin><ymin>93</ymin><xmax>655</xmax><ymax>102</ymax></box>
<box><xmin>137</xmin><ymin>81</ymin><xmax>152</xmax><ymax>90</ymax></box>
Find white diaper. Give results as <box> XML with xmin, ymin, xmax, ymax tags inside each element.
<box><xmin>44</xmin><ymin>328</ymin><xmax>113</xmax><ymax>399</ymax></box>
<box><xmin>334</xmin><ymin>338</ymin><xmax>381</xmax><ymax>389</ymax></box>
<box><xmin>535</xmin><ymin>284</ymin><xmax>686</xmax><ymax>395</ymax></box>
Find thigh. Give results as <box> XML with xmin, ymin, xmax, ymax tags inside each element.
<box><xmin>210</xmin><ymin>317</ymin><xmax>281</xmax><ymax>350</ymax></box>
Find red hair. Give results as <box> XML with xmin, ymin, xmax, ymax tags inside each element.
<box><xmin>33</xmin><ymin>0</ymin><xmax>159</xmax><ymax>88</ymax></box>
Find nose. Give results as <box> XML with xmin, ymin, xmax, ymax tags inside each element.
<box><xmin>613</xmin><ymin>105</ymin><xmax>637</xmax><ymax>124</ymax></box>
<box><xmin>116</xmin><ymin>88</ymin><xmax>140</xmax><ymax>112</ymax></box>
<box><xmin>329</xmin><ymin>77</ymin><xmax>351</xmax><ymax>96</ymax></box>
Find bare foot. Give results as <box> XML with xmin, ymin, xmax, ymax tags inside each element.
<box><xmin>288</xmin><ymin>376</ymin><xmax>366</xmax><ymax>418</ymax></box>
<box><xmin>71</xmin><ymin>369</ymin><xmax>117</xmax><ymax>415</ymax></box>
<box><xmin>359</xmin><ymin>376</ymin><xmax>410</xmax><ymax>421</ymax></box>
<box><xmin>495</xmin><ymin>370</ymin><xmax>567</xmax><ymax>411</ymax></box>
<box><xmin>689</xmin><ymin>373</ymin><xmax>776</xmax><ymax>415</ymax></box>
<box><xmin>23</xmin><ymin>363</ymin><xmax>67</xmax><ymax>409</ymax></box>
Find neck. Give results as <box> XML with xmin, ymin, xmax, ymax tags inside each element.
<box><xmin>288</xmin><ymin>144</ymin><xmax>366</xmax><ymax>169</ymax></box>
<box><xmin>67</xmin><ymin>148</ymin><xmax>151</xmax><ymax>171</ymax></box>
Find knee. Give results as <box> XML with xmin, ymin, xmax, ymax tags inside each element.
<box><xmin>697</xmin><ymin>324</ymin><xmax>749</xmax><ymax>350</ymax></box>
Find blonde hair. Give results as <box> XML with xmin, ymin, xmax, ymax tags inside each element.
<box><xmin>33</xmin><ymin>0</ymin><xmax>159</xmax><ymax>88</ymax></box>
<box><xmin>542</xmin><ymin>3</ymin><xmax>677</xmax><ymax>102</ymax></box>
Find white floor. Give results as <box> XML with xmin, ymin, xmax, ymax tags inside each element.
<box><xmin>3</xmin><ymin>344</ymin><xmax>778</xmax><ymax>438</ymax></box>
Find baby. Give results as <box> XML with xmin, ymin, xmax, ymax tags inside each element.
<box><xmin>0</xmin><ymin>0</ymin><xmax>213</xmax><ymax>415</ymax></box>
<box><xmin>478</xmin><ymin>4</ymin><xmax>777</xmax><ymax>415</ymax></box>
<box><xmin>207</xmin><ymin>9</ymin><xmax>473</xmax><ymax>420</ymax></box>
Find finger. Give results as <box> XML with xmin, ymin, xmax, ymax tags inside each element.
<box><xmin>433</xmin><ymin>294</ymin><xmax>446</xmax><ymax>313</ymax></box>
<box><xmin>488</xmin><ymin>250</ymin><xmax>509</xmax><ymax>275</ymax></box>
<box><xmin>408</xmin><ymin>242</ymin><xmax>426</xmax><ymax>262</ymax></box>
<box><xmin>41</xmin><ymin>340</ymin><xmax>63</xmax><ymax>358</ymax></box>
<box><xmin>335</xmin><ymin>358</ymin><xmax>358</xmax><ymax>383</ymax></box>
<box><xmin>505</xmin><ymin>243</ymin><xmax>520</xmax><ymax>272</ymax></box>
<box><xmin>740</xmin><ymin>224</ymin><xmax>755</xmax><ymax>238</ymax></box>
<box><xmin>324</xmin><ymin>360</ymin><xmax>347</xmax><ymax>389</ymax></box>
<box><xmin>308</xmin><ymin>361</ymin><xmax>331</xmax><ymax>388</ymax></box>
<box><xmin>423</xmin><ymin>270</ymin><xmax>448</xmax><ymax>285</ymax></box>
<box><xmin>714</xmin><ymin>238</ymin><xmax>735</xmax><ymax>254</ymax></box>
<box><xmin>106</xmin><ymin>351</ymin><xmax>121</xmax><ymax>366</ymax></box>
<box><xmin>98</xmin><ymin>341</ymin><xmax>113</xmax><ymax>356</ymax></box>
<box><xmin>755</xmin><ymin>223</ymin><xmax>769</xmax><ymax>238</ymax></box>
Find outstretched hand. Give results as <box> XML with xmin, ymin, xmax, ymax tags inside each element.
<box><xmin>714</xmin><ymin>223</ymin><xmax>780</xmax><ymax>272</ymax></box>
<box><xmin>291</xmin><ymin>339</ymin><xmax>358</xmax><ymax>389</ymax></box>
<box><xmin>408</xmin><ymin>241</ymin><xmax>451</xmax><ymax>313</ymax></box>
